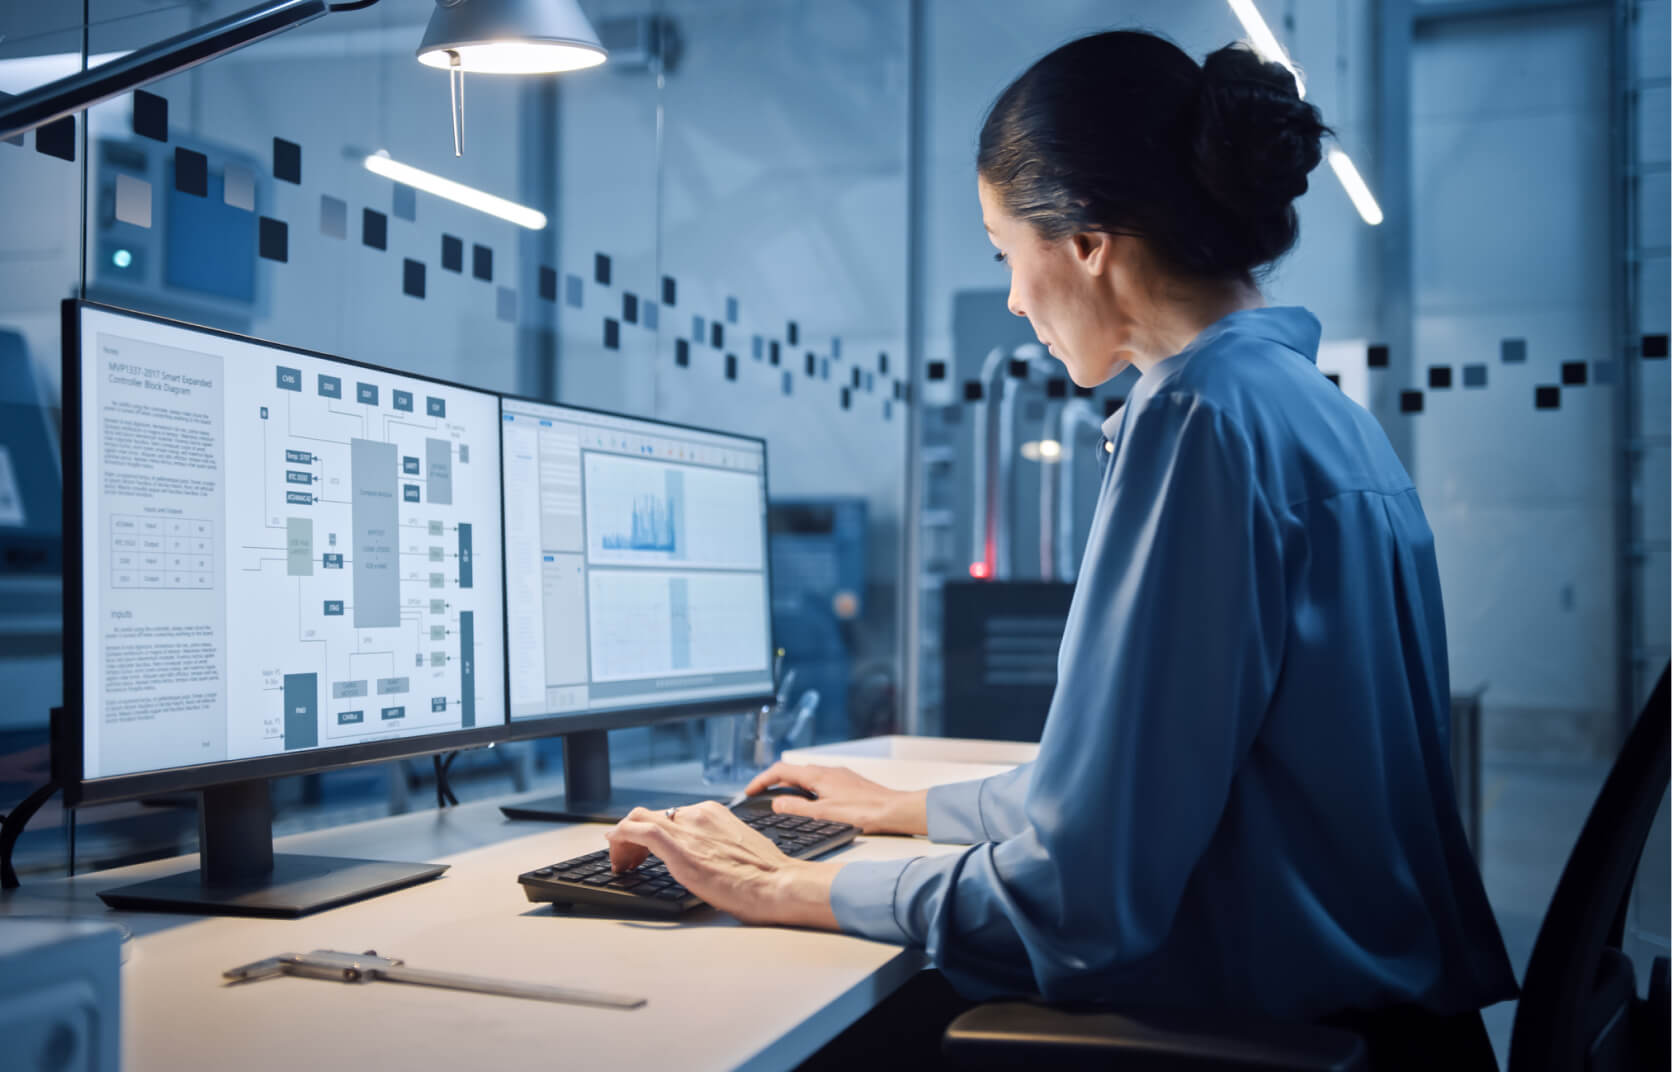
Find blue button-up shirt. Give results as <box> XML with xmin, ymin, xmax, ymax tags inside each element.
<box><xmin>831</xmin><ymin>307</ymin><xmax>1517</xmax><ymax>1020</ymax></box>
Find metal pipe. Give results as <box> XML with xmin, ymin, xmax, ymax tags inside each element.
<box><xmin>993</xmin><ymin>345</ymin><xmax>1054</xmax><ymax>579</ymax></box>
<box><xmin>969</xmin><ymin>344</ymin><xmax>1010</xmax><ymax>577</ymax></box>
<box><xmin>0</xmin><ymin>0</ymin><xmax>329</xmax><ymax>144</ymax></box>
<box><xmin>1039</xmin><ymin>395</ymin><xmax>1063</xmax><ymax>580</ymax></box>
<box><xmin>1054</xmin><ymin>398</ymin><xmax>1105</xmax><ymax>582</ymax></box>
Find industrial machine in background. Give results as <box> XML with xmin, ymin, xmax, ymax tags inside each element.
<box><xmin>768</xmin><ymin>497</ymin><xmax>866</xmax><ymax>743</ymax></box>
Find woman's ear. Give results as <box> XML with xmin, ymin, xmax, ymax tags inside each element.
<box><xmin>1071</xmin><ymin>231</ymin><xmax>1114</xmax><ymax>277</ymax></box>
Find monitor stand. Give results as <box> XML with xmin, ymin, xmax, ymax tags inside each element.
<box><xmin>97</xmin><ymin>780</ymin><xmax>446</xmax><ymax>918</ymax></box>
<box><xmin>500</xmin><ymin>729</ymin><xmax>723</xmax><ymax>824</ymax></box>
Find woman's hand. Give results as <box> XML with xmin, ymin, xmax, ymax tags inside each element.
<box><xmin>605</xmin><ymin>801</ymin><xmax>840</xmax><ymax>929</ymax></box>
<box><xmin>742</xmin><ymin>762</ymin><xmax>929</xmax><ymax>836</ymax></box>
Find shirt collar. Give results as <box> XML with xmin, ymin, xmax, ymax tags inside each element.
<box><xmin>1099</xmin><ymin>306</ymin><xmax>1321</xmax><ymax>439</ymax></box>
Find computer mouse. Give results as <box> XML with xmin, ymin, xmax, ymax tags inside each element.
<box><xmin>747</xmin><ymin>784</ymin><xmax>818</xmax><ymax>804</ymax></box>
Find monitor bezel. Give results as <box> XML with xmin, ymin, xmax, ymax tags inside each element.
<box><xmin>495</xmin><ymin>389</ymin><xmax>777</xmax><ymax>742</ymax></box>
<box><xmin>58</xmin><ymin>299</ymin><xmax>510</xmax><ymax>807</ymax></box>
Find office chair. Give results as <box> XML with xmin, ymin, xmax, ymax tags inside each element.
<box><xmin>943</xmin><ymin>664</ymin><xmax>1671</xmax><ymax>1072</ymax></box>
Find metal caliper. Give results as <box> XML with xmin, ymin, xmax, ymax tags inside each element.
<box><xmin>223</xmin><ymin>949</ymin><xmax>646</xmax><ymax>1009</ymax></box>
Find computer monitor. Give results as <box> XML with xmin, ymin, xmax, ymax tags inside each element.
<box><xmin>497</xmin><ymin>395</ymin><xmax>775</xmax><ymax>822</ymax></box>
<box><xmin>57</xmin><ymin>300</ymin><xmax>508</xmax><ymax>916</ymax></box>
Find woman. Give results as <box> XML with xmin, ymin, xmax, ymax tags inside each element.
<box><xmin>607</xmin><ymin>30</ymin><xmax>1517</xmax><ymax>1064</ymax></box>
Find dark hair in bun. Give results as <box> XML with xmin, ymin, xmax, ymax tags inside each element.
<box><xmin>977</xmin><ymin>31</ymin><xmax>1330</xmax><ymax>280</ymax></box>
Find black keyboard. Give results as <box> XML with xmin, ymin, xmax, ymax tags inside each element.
<box><xmin>518</xmin><ymin>808</ymin><xmax>859</xmax><ymax>915</ymax></box>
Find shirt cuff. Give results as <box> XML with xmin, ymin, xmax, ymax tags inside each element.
<box><xmin>926</xmin><ymin>778</ymin><xmax>988</xmax><ymax>844</ymax></box>
<box><xmin>830</xmin><ymin>857</ymin><xmax>915</xmax><ymax>945</ymax></box>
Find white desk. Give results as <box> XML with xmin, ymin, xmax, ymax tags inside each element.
<box><xmin>0</xmin><ymin>739</ymin><xmax>1029</xmax><ymax>1072</ymax></box>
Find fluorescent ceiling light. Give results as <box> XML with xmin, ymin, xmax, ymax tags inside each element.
<box><xmin>363</xmin><ymin>151</ymin><xmax>546</xmax><ymax>229</ymax></box>
<box><xmin>1020</xmin><ymin>440</ymin><xmax>1063</xmax><ymax>463</ymax></box>
<box><xmin>1226</xmin><ymin>0</ymin><xmax>1305</xmax><ymax>98</ymax></box>
<box><xmin>1224</xmin><ymin>0</ymin><xmax>1386</xmax><ymax>226</ymax></box>
<box><xmin>1327</xmin><ymin>148</ymin><xmax>1383</xmax><ymax>226</ymax></box>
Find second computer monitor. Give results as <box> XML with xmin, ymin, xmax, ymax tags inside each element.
<box><xmin>499</xmin><ymin>397</ymin><xmax>775</xmax><ymax>820</ymax></box>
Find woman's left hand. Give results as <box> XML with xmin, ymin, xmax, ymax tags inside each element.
<box><xmin>606</xmin><ymin>801</ymin><xmax>842</xmax><ymax>929</ymax></box>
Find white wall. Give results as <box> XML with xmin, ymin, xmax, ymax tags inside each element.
<box><xmin>1411</xmin><ymin>9</ymin><xmax>1618</xmax><ymax>750</ymax></box>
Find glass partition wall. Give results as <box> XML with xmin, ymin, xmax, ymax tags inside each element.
<box><xmin>0</xmin><ymin>0</ymin><xmax>909</xmax><ymax>875</ymax></box>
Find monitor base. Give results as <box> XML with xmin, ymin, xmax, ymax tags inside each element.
<box><xmin>97</xmin><ymin>854</ymin><xmax>447</xmax><ymax>918</ymax></box>
<box><xmin>501</xmin><ymin>787</ymin><xmax>722</xmax><ymax>824</ymax></box>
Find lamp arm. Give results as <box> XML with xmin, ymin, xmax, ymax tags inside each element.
<box><xmin>0</xmin><ymin>0</ymin><xmax>333</xmax><ymax>144</ymax></box>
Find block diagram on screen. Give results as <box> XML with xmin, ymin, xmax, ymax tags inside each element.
<box><xmin>222</xmin><ymin>364</ymin><xmax>502</xmax><ymax>757</ymax></box>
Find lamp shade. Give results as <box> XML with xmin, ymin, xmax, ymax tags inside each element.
<box><xmin>417</xmin><ymin>0</ymin><xmax>607</xmax><ymax>74</ymax></box>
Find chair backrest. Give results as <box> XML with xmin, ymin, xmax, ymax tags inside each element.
<box><xmin>1508</xmin><ymin>664</ymin><xmax>1669</xmax><ymax>1071</ymax></box>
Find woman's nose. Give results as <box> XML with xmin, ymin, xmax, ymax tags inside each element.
<box><xmin>1007</xmin><ymin>283</ymin><xmax>1024</xmax><ymax>318</ymax></box>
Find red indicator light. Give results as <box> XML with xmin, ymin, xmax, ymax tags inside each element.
<box><xmin>969</xmin><ymin>562</ymin><xmax>990</xmax><ymax>579</ymax></box>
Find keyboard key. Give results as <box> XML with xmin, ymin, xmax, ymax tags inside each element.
<box><xmin>582</xmin><ymin>874</ymin><xmax>613</xmax><ymax>886</ymax></box>
<box><xmin>654</xmin><ymin>889</ymin><xmax>685</xmax><ymax>900</ymax></box>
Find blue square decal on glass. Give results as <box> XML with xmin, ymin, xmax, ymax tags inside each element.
<box><xmin>752</xmin><ymin>336</ymin><xmax>763</xmax><ymax>361</ymax></box>
<box><xmin>258</xmin><ymin>216</ymin><xmax>288</xmax><ymax>262</ymax></box>
<box><xmin>1462</xmin><ymin>364</ymin><xmax>1487</xmax><ymax>388</ymax></box>
<box><xmin>726</xmin><ymin>296</ymin><xmax>738</xmax><ymax>324</ymax></box>
<box><xmin>832</xmin><ymin>337</ymin><xmax>842</xmax><ymax>359</ymax></box>
<box><xmin>787</xmin><ymin>321</ymin><xmax>799</xmax><ymax>346</ymax></box>
<box><xmin>133</xmin><ymin>90</ymin><xmax>168</xmax><ymax>142</ymax></box>
<box><xmin>594</xmin><ymin>252</ymin><xmax>611</xmax><ymax>286</ymax></box>
<box><xmin>676</xmin><ymin>338</ymin><xmax>689</xmax><ymax>366</ymax></box>
<box><xmin>473</xmin><ymin>244</ymin><xmax>492</xmax><ymax>281</ymax></box>
<box><xmin>321</xmin><ymin>195</ymin><xmax>347</xmax><ymax>239</ymax></box>
<box><xmin>604</xmin><ymin>318</ymin><xmax>620</xmax><ymax>350</ymax></box>
<box><xmin>711</xmin><ymin>322</ymin><xmax>724</xmax><ymax>349</ymax></box>
<box><xmin>175</xmin><ymin>147</ymin><xmax>207</xmax><ymax>196</ymax></box>
<box><xmin>1592</xmin><ymin>360</ymin><xmax>1617</xmax><ymax>385</ymax></box>
<box><xmin>363</xmin><ymin>208</ymin><xmax>387</xmax><ymax>250</ymax></box>
<box><xmin>404</xmin><ymin>259</ymin><xmax>425</xmax><ymax>298</ymax></box>
<box><xmin>725</xmin><ymin>354</ymin><xmax>737</xmax><ymax>380</ymax></box>
<box><xmin>441</xmin><ymin>234</ymin><xmax>463</xmax><ymax>272</ymax></box>
<box><xmin>273</xmin><ymin>137</ymin><xmax>301</xmax><ymax>184</ymax></box>
<box><xmin>662</xmin><ymin>276</ymin><xmax>677</xmax><ymax>306</ymax></box>
<box><xmin>693</xmin><ymin>315</ymin><xmax>705</xmax><ymax>341</ymax></box>
<box><xmin>643</xmin><ymin>302</ymin><xmax>659</xmax><ymax>330</ymax></box>
<box><xmin>539</xmin><ymin>266</ymin><xmax>558</xmax><ymax>302</ymax></box>
<box><xmin>497</xmin><ymin>286</ymin><xmax>516</xmax><ymax>322</ymax></box>
<box><xmin>781</xmin><ymin>371</ymin><xmax>793</xmax><ymax>396</ymax></box>
<box><xmin>623</xmin><ymin>292</ymin><xmax>638</xmax><ymax>323</ymax></box>
<box><xmin>1501</xmin><ymin>338</ymin><xmax>1527</xmax><ymax>363</ymax></box>
<box><xmin>565</xmin><ymin>273</ymin><xmax>583</xmax><ymax>307</ymax></box>
<box><xmin>35</xmin><ymin>116</ymin><xmax>75</xmax><ymax>161</ymax></box>
<box><xmin>392</xmin><ymin>183</ymin><xmax>416</xmax><ymax>221</ymax></box>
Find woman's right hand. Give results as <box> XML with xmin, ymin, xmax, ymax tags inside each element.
<box><xmin>741</xmin><ymin>762</ymin><xmax>929</xmax><ymax>836</ymax></box>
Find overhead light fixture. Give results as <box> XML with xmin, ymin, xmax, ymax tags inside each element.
<box><xmin>1224</xmin><ymin>0</ymin><xmax>1385</xmax><ymax>226</ymax></box>
<box><xmin>417</xmin><ymin>0</ymin><xmax>607</xmax><ymax>155</ymax></box>
<box><xmin>364</xmin><ymin>150</ymin><xmax>546</xmax><ymax>229</ymax></box>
